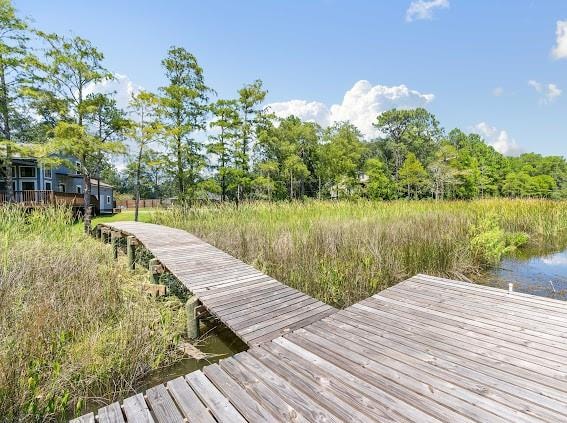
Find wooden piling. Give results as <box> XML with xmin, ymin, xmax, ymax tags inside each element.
<box><xmin>149</xmin><ymin>258</ymin><xmax>163</xmax><ymax>283</ymax></box>
<box><xmin>111</xmin><ymin>231</ymin><xmax>120</xmax><ymax>260</ymax></box>
<box><xmin>186</xmin><ymin>296</ymin><xmax>200</xmax><ymax>339</ymax></box>
<box><xmin>127</xmin><ymin>236</ymin><xmax>137</xmax><ymax>270</ymax></box>
<box><xmin>101</xmin><ymin>227</ymin><xmax>110</xmax><ymax>243</ymax></box>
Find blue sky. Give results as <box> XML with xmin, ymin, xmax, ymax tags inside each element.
<box><xmin>15</xmin><ymin>0</ymin><xmax>567</xmax><ymax>157</ymax></box>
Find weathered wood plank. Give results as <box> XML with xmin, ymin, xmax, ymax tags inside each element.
<box><xmin>185</xmin><ymin>370</ymin><xmax>247</xmax><ymax>422</ymax></box>
<box><xmin>249</xmin><ymin>345</ymin><xmax>377</xmax><ymax>422</ymax></box>
<box><xmin>272</xmin><ymin>337</ymin><xmax>436</xmax><ymax>422</ymax></box>
<box><xmin>262</xmin><ymin>340</ymin><xmax>411</xmax><ymax>422</ymax></box>
<box><xmin>354</xmin><ymin>296</ymin><xmax>567</xmax><ymax>367</ymax></box>
<box><xmin>329</xmin><ymin>310</ymin><xmax>567</xmax><ymax>421</ymax></box>
<box><xmin>203</xmin><ymin>363</ymin><xmax>275</xmax><ymax>422</ymax></box>
<box><xmin>122</xmin><ymin>393</ymin><xmax>154</xmax><ymax>423</ymax></box>
<box><xmin>145</xmin><ymin>384</ymin><xmax>184</xmax><ymax>423</ymax></box>
<box><xmin>166</xmin><ymin>375</ymin><xmax>215</xmax><ymax>423</ymax></box>
<box><xmin>234</xmin><ymin>352</ymin><xmax>342</xmax><ymax>422</ymax></box>
<box><xmin>97</xmin><ymin>402</ymin><xmax>124</xmax><ymax>423</ymax></box>
<box><xmin>307</xmin><ymin>319</ymin><xmax>537</xmax><ymax>423</ymax></box>
<box><xmin>219</xmin><ymin>356</ymin><xmax>301</xmax><ymax>422</ymax></box>
<box><xmin>69</xmin><ymin>412</ymin><xmax>95</xmax><ymax>423</ymax></box>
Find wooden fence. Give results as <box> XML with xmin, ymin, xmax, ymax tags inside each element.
<box><xmin>116</xmin><ymin>199</ymin><xmax>173</xmax><ymax>209</ymax></box>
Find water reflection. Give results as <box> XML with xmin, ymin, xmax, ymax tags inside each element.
<box><xmin>484</xmin><ymin>247</ymin><xmax>567</xmax><ymax>300</ymax></box>
<box><xmin>137</xmin><ymin>321</ymin><xmax>247</xmax><ymax>392</ymax></box>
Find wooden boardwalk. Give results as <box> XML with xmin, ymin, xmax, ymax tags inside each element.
<box><xmin>97</xmin><ymin>221</ymin><xmax>336</xmax><ymax>346</ymax></box>
<box><xmin>75</xmin><ymin>261</ymin><xmax>567</xmax><ymax>422</ymax></box>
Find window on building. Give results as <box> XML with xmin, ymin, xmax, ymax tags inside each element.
<box><xmin>45</xmin><ymin>182</ymin><xmax>52</xmax><ymax>191</ymax></box>
<box><xmin>58</xmin><ymin>183</ymin><xmax>66</xmax><ymax>193</ymax></box>
<box><xmin>44</xmin><ymin>167</ymin><xmax>52</xmax><ymax>179</ymax></box>
<box><xmin>11</xmin><ymin>167</ymin><xmax>16</xmax><ymax>177</ymax></box>
<box><xmin>21</xmin><ymin>181</ymin><xmax>35</xmax><ymax>190</ymax></box>
<box><xmin>76</xmin><ymin>185</ymin><xmax>82</xmax><ymax>194</ymax></box>
<box><xmin>106</xmin><ymin>195</ymin><xmax>111</xmax><ymax>204</ymax></box>
<box><xmin>20</xmin><ymin>166</ymin><xmax>36</xmax><ymax>178</ymax></box>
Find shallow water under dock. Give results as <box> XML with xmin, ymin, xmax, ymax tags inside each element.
<box><xmin>137</xmin><ymin>321</ymin><xmax>247</xmax><ymax>393</ymax></box>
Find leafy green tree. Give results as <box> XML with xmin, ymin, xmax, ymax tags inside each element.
<box><xmin>364</xmin><ymin>158</ymin><xmax>395</xmax><ymax>199</ymax></box>
<box><xmin>254</xmin><ymin>160</ymin><xmax>278</xmax><ymax>200</ymax></box>
<box><xmin>83</xmin><ymin>93</ymin><xmax>129</xmax><ymax>208</ymax></box>
<box><xmin>319</xmin><ymin>122</ymin><xmax>366</xmax><ymax>199</ymax></box>
<box><xmin>398</xmin><ymin>152</ymin><xmax>430</xmax><ymax>199</ymax></box>
<box><xmin>122</xmin><ymin>149</ymin><xmax>169</xmax><ymax>199</ymax></box>
<box><xmin>507</xmin><ymin>153</ymin><xmax>567</xmax><ymax>198</ymax></box>
<box><xmin>257</xmin><ymin>116</ymin><xmax>319</xmax><ymax>200</ymax></box>
<box><xmin>0</xmin><ymin>0</ymin><xmax>32</xmax><ymax>201</ymax></box>
<box><xmin>208</xmin><ymin>98</ymin><xmax>239</xmax><ymax>201</ymax></box>
<box><xmin>529</xmin><ymin>175</ymin><xmax>556</xmax><ymax>198</ymax></box>
<box><xmin>235</xmin><ymin>79</ymin><xmax>267</xmax><ymax>202</ymax></box>
<box><xmin>373</xmin><ymin>108</ymin><xmax>443</xmax><ymax>176</ymax></box>
<box><xmin>31</xmin><ymin>34</ymin><xmax>117</xmax><ymax>232</ymax></box>
<box><xmin>128</xmin><ymin>90</ymin><xmax>161</xmax><ymax>220</ymax></box>
<box><xmin>502</xmin><ymin>172</ymin><xmax>531</xmax><ymax>198</ymax></box>
<box><xmin>428</xmin><ymin>143</ymin><xmax>459</xmax><ymax>200</ymax></box>
<box><xmin>159</xmin><ymin>47</ymin><xmax>210</xmax><ymax>204</ymax></box>
<box><xmin>449</xmin><ymin>129</ymin><xmax>506</xmax><ymax>198</ymax></box>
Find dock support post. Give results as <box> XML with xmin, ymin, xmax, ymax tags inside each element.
<box><xmin>127</xmin><ymin>236</ymin><xmax>137</xmax><ymax>270</ymax></box>
<box><xmin>186</xmin><ymin>296</ymin><xmax>200</xmax><ymax>339</ymax></box>
<box><xmin>149</xmin><ymin>258</ymin><xmax>163</xmax><ymax>283</ymax></box>
<box><xmin>101</xmin><ymin>228</ymin><xmax>110</xmax><ymax>243</ymax></box>
<box><xmin>111</xmin><ymin>231</ymin><xmax>120</xmax><ymax>260</ymax></box>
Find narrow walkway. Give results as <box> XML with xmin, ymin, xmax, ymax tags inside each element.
<box><xmin>75</xmin><ymin>272</ymin><xmax>567</xmax><ymax>422</ymax></box>
<box><xmin>98</xmin><ymin>221</ymin><xmax>336</xmax><ymax>346</ymax></box>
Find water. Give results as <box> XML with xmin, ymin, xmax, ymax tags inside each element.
<box><xmin>483</xmin><ymin>247</ymin><xmax>567</xmax><ymax>300</ymax></box>
<box><xmin>137</xmin><ymin>321</ymin><xmax>247</xmax><ymax>392</ymax></box>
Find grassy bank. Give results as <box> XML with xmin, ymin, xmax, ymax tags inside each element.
<box><xmin>152</xmin><ymin>199</ymin><xmax>567</xmax><ymax>308</ymax></box>
<box><xmin>0</xmin><ymin>207</ymin><xmax>186</xmax><ymax>421</ymax></box>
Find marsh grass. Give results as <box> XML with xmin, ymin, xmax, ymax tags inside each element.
<box><xmin>0</xmin><ymin>205</ymin><xmax>186</xmax><ymax>421</ymax></box>
<box><xmin>152</xmin><ymin>199</ymin><xmax>567</xmax><ymax>308</ymax></box>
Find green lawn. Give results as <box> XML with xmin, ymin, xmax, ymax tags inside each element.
<box><xmin>92</xmin><ymin>210</ymin><xmax>155</xmax><ymax>225</ymax></box>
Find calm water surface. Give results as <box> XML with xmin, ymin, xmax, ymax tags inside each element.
<box><xmin>482</xmin><ymin>247</ymin><xmax>567</xmax><ymax>300</ymax></box>
<box><xmin>137</xmin><ymin>321</ymin><xmax>246</xmax><ymax>392</ymax></box>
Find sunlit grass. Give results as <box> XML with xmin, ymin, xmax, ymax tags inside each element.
<box><xmin>152</xmin><ymin>199</ymin><xmax>567</xmax><ymax>308</ymax></box>
<box><xmin>0</xmin><ymin>205</ymin><xmax>185</xmax><ymax>421</ymax></box>
<box><xmin>91</xmin><ymin>210</ymin><xmax>155</xmax><ymax>226</ymax></box>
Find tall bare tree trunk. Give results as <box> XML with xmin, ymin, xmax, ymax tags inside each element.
<box><xmin>83</xmin><ymin>172</ymin><xmax>92</xmax><ymax>234</ymax></box>
<box><xmin>134</xmin><ymin>145</ymin><xmax>143</xmax><ymax>222</ymax></box>
<box><xmin>0</xmin><ymin>57</ymin><xmax>13</xmax><ymax>202</ymax></box>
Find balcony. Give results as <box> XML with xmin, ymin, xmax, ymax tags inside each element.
<box><xmin>0</xmin><ymin>190</ymin><xmax>97</xmax><ymax>209</ymax></box>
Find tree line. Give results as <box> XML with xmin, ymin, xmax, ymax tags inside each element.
<box><xmin>1</xmin><ymin>0</ymin><xmax>566</xmax><ymax>230</ymax></box>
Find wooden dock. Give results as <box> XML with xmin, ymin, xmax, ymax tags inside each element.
<box><xmin>97</xmin><ymin>222</ymin><xmax>336</xmax><ymax>346</ymax></box>
<box><xmin>77</xmin><ymin>222</ymin><xmax>567</xmax><ymax>422</ymax></box>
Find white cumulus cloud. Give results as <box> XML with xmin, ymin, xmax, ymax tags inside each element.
<box><xmin>551</xmin><ymin>20</ymin><xmax>567</xmax><ymax>59</ymax></box>
<box><xmin>84</xmin><ymin>73</ymin><xmax>142</xmax><ymax>112</ymax></box>
<box><xmin>492</xmin><ymin>87</ymin><xmax>504</xmax><ymax>97</ymax></box>
<box><xmin>268</xmin><ymin>100</ymin><xmax>331</xmax><ymax>127</ymax></box>
<box><xmin>405</xmin><ymin>0</ymin><xmax>449</xmax><ymax>22</ymax></box>
<box><xmin>267</xmin><ymin>80</ymin><xmax>435</xmax><ymax>138</ymax></box>
<box><xmin>528</xmin><ymin>79</ymin><xmax>562</xmax><ymax>104</ymax></box>
<box><xmin>473</xmin><ymin>122</ymin><xmax>523</xmax><ymax>156</ymax></box>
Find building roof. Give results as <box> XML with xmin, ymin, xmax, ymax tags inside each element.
<box><xmin>90</xmin><ymin>179</ymin><xmax>113</xmax><ymax>188</ymax></box>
